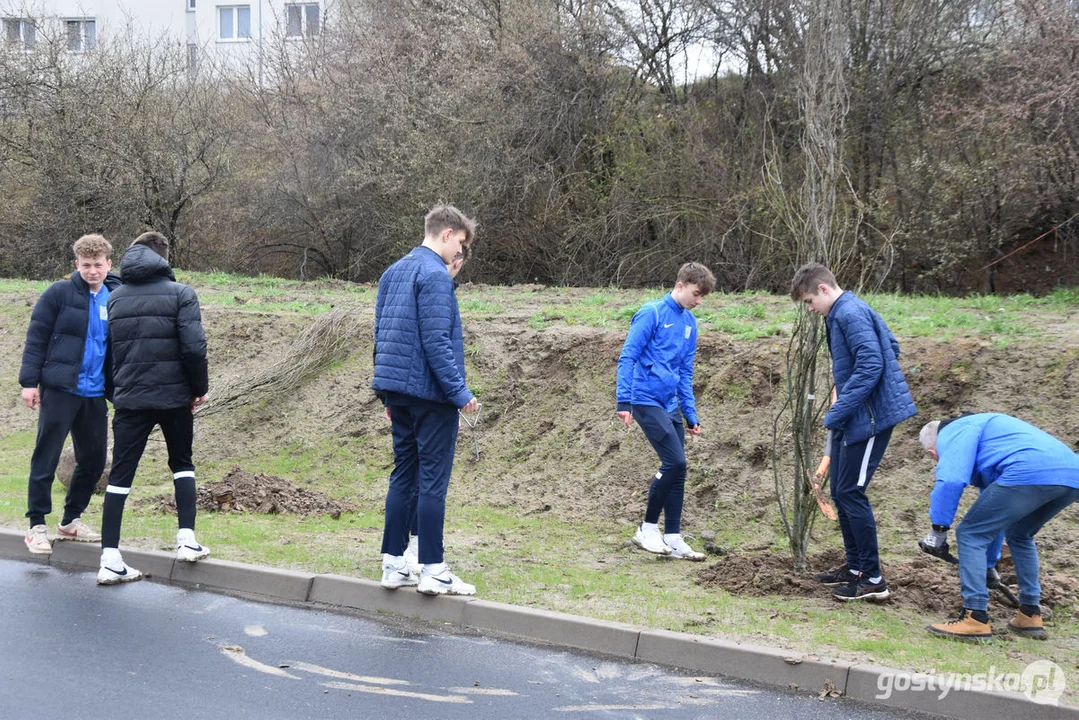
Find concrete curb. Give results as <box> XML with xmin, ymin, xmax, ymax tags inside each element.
<box><xmin>462</xmin><ymin>599</ymin><xmax>642</xmax><ymax>658</ymax></box>
<box><xmin>637</xmin><ymin>629</ymin><xmax>851</xmax><ymax>694</ymax></box>
<box><xmin>0</xmin><ymin>528</ymin><xmax>1073</xmax><ymax>719</ymax></box>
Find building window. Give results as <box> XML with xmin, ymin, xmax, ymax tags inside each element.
<box><xmin>218</xmin><ymin>5</ymin><xmax>251</xmax><ymax>41</ymax></box>
<box><xmin>3</xmin><ymin>18</ymin><xmax>35</xmax><ymax>50</ymax></box>
<box><xmin>188</xmin><ymin>0</ymin><xmax>197</xmax><ymax>10</ymax></box>
<box><xmin>65</xmin><ymin>19</ymin><xmax>96</xmax><ymax>52</ymax></box>
<box><xmin>285</xmin><ymin>3</ymin><xmax>320</xmax><ymax>38</ymax></box>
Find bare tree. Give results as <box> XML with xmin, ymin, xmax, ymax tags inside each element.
<box><xmin>768</xmin><ymin>0</ymin><xmax>858</xmax><ymax>570</ymax></box>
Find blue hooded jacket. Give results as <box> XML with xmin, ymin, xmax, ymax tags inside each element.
<box><xmin>371</xmin><ymin>246</ymin><xmax>473</xmax><ymax>408</ymax></box>
<box><xmin>823</xmin><ymin>291</ymin><xmax>917</xmax><ymax>442</ymax></box>
<box><xmin>616</xmin><ymin>293</ymin><xmax>699</xmax><ymax>426</ymax></box>
<box><xmin>929</xmin><ymin>413</ymin><xmax>1079</xmax><ymax>527</ymax></box>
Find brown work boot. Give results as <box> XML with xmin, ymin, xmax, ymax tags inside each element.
<box><xmin>928</xmin><ymin>609</ymin><xmax>992</xmax><ymax>642</ymax></box>
<box><xmin>1007</xmin><ymin>610</ymin><xmax>1047</xmax><ymax>640</ymax></box>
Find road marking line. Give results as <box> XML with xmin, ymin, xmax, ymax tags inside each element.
<box><xmin>554</xmin><ymin>705</ymin><xmax>670</xmax><ymax>712</ymax></box>
<box><xmin>446</xmin><ymin>687</ymin><xmax>518</xmax><ymax>696</ymax></box>
<box><xmin>219</xmin><ymin>645</ymin><xmax>299</xmax><ymax>679</ymax></box>
<box><xmin>289</xmin><ymin>661</ymin><xmax>409</xmax><ymax>685</ymax></box>
<box><xmin>322</xmin><ymin>681</ymin><xmax>471</xmax><ymax>703</ymax></box>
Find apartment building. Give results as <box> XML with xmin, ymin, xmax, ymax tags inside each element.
<box><xmin>1</xmin><ymin>1</ymin><xmax>331</xmax><ymax>72</ymax></box>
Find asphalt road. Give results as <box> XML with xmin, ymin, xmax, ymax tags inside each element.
<box><xmin>0</xmin><ymin>558</ymin><xmax>940</xmax><ymax>719</ymax></box>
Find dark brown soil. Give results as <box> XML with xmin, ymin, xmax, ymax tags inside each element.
<box><xmin>697</xmin><ymin>547</ymin><xmax>1076</xmax><ymax>614</ymax></box>
<box><xmin>136</xmin><ymin>465</ymin><xmax>356</xmax><ymax>518</ymax></box>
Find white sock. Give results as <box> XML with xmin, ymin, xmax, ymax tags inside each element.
<box><xmin>641</xmin><ymin>521</ymin><xmax>660</xmax><ymax>533</ymax></box>
<box><xmin>407</xmin><ymin>536</ymin><xmax>419</xmax><ymax>553</ymax></box>
<box><xmin>423</xmin><ymin>562</ymin><xmax>448</xmax><ymax>576</ymax></box>
<box><xmin>663</xmin><ymin>533</ymin><xmax>682</xmax><ymax>543</ymax></box>
<box><xmin>869</xmin><ymin>576</ymin><xmax>882</xmax><ymax>584</ymax></box>
<box><xmin>101</xmin><ymin>548</ymin><xmax>122</xmax><ymax>567</ymax></box>
<box><xmin>177</xmin><ymin>528</ymin><xmax>196</xmax><ymax>545</ymax></box>
<box><xmin>849</xmin><ymin>569</ymin><xmax>860</xmax><ymax>576</ymax></box>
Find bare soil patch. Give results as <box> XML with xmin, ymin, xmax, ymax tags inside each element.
<box><xmin>137</xmin><ymin>465</ymin><xmax>355</xmax><ymax>518</ymax></box>
<box><xmin>697</xmin><ymin>548</ymin><xmax>1077</xmax><ymax>615</ymax></box>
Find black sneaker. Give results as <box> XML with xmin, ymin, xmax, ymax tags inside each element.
<box><xmin>834</xmin><ymin>576</ymin><xmax>890</xmax><ymax>602</ymax></box>
<box><xmin>815</xmin><ymin>564</ymin><xmax>854</xmax><ymax>586</ymax></box>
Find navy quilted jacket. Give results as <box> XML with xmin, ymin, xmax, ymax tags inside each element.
<box><xmin>823</xmin><ymin>292</ymin><xmax>917</xmax><ymax>442</ymax></box>
<box><xmin>371</xmin><ymin>246</ymin><xmax>473</xmax><ymax>408</ymax></box>
<box><xmin>19</xmin><ymin>271</ymin><xmax>122</xmax><ymax>394</ymax></box>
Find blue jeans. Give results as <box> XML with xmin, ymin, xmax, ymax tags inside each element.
<box><xmin>380</xmin><ymin>402</ymin><xmax>459</xmax><ymax>565</ymax></box>
<box><xmin>956</xmin><ymin>482</ymin><xmax>1079</xmax><ymax>611</ymax></box>
<box><xmin>632</xmin><ymin>405</ymin><xmax>686</xmax><ymax>534</ymax></box>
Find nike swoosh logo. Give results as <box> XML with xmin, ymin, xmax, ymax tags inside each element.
<box><xmin>663</xmin><ymin>323</ymin><xmax>674</xmax><ymax>328</ymax></box>
<box><xmin>104</xmin><ymin>566</ymin><xmax>127</xmax><ymax>576</ymax></box>
<box><xmin>397</xmin><ymin>571</ymin><xmax>411</xmax><ymax>578</ymax></box>
<box><xmin>434</xmin><ymin>576</ymin><xmax>453</xmax><ymax>585</ymax></box>
<box><xmin>181</xmin><ymin>545</ymin><xmax>203</xmax><ymax>551</ymax></box>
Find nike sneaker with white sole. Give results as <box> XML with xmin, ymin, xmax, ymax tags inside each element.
<box><xmin>416</xmin><ymin>567</ymin><xmax>475</xmax><ymax>596</ymax></box>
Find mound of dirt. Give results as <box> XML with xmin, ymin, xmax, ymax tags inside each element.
<box><xmin>696</xmin><ymin>548</ymin><xmax>1077</xmax><ymax>613</ymax></box>
<box><xmin>137</xmin><ymin>465</ymin><xmax>355</xmax><ymax>518</ymax></box>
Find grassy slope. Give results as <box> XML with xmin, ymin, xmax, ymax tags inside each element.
<box><xmin>0</xmin><ymin>273</ymin><xmax>1077</xmax><ymax>702</ymax></box>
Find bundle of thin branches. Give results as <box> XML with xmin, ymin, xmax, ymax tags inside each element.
<box><xmin>198</xmin><ymin>307</ymin><xmax>365</xmax><ymax>418</ymax></box>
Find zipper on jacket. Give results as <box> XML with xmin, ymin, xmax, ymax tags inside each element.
<box><xmin>865</xmin><ymin>400</ymin><xmax>876</xmax><ymax>436</ymax></box>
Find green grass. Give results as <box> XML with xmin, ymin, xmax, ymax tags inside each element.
<box><xmin>2</xmin><ymin>425</ymin><xmax>1077</xmax><ymax>704</ymax></box>
<box><xmin>2</xmin><ymin>271</ymin><xmax>1077</xmax><ymax>702</ymax></box>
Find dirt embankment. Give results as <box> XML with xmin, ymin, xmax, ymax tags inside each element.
<box><xmin>1</xmin><ymin>287</ymin><xmax>1077</xmax><ymax>612</ymax></box>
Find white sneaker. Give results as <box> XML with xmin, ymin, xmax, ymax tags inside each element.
<box><xmin>57</xmin><ymin>518</ymin><xmax>101</xmax><ymax>543</ymax></box>
<box><xmin>380</xmin><ymin>555</ymin><xmax>419</xmax><ymax>589</ymax></box>
<box><xmin>176</xmin><ymin>531</ymin><xmax>210</xmax><ymax>562</ymax></box>
<box><xmin>664</xmin><ymin>534</ymin><xmax>706</xmax><ymax>561</ymax></box>
<box><xmin>416</xmin><ymin>567</ymin><xmax>475</xmax><ymax>596</ymax></box>
<box><xmin>631</xmin><ymin>524</ymin><xmax>672</xmax><ymax>555</ymax></box>
<box><xmin>403</xmin><ymin>536</ymin><xmax>421</xmax><ymax>576</ymax></box>
<box><xmin>25</xmin><ymin>524</ymin><xmax>52</xmax><ymax>555</ymax></box>
<box><xmin>97</xmin><ymin>561</ymin><xmax>143</xmax><ymax>585</ymax></box>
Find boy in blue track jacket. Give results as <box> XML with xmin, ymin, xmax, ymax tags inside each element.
<box><xmin>791</xmin><ymin>263</ymin><xmax>917</xmax><ymax>602</ymax></box>
<box><xmin>919</xmin><ymin>413</ymin><xmax>1079</xmax><ymax>641</ymax></box>
<box><xmin>617</xmin><ymin>262</ymin><xmax>715</xmax><ymax>560</ymax></box>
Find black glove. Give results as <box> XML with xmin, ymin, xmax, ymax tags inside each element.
<box><xmin>919</xmin><ymin>537</ymin><xmax>955</xmax><ymax>562</ymax></box>
<box><xmin>919</xmin><ymin>526</ymin><xmax>957</xmax><ymax>563</ymax></box>
<box><xmin>987</xmin><ymin>567</ymin><xmax>1002</xmax><ymax>589</ymax></box>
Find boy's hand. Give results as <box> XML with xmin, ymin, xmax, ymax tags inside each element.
<box><xmin>616</xmin><ymin>410</ymin><xmax>633</xmax><ymax>428</ymax></box>
<box><xmin>191</xmin><ymin>394</ymin><xmax>208</xmax><ymax>411</ymax></box>
<box><xmin>461</xmin><ymin>398</ymin><xmax>480</xmax><ymax>414</ymax></box>
<box><xmin>21</xmin><ymin>388</ymin><xmax>40</xmax><ymax>410</ymax></box>
<box><xmin>686</xmin><ymin>424</ymin><xmax>701</xmax><ymax>435</ymax></box>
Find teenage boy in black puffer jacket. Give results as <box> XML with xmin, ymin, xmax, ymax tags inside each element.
<box><xmin>20</xmin><ymin>234</ymin><xmax>121</xmax><ymax>555</ymax></box>
<box><xmin>97</xmin><ymin>232</ymin><xmax>210</xmax><ymax>585</ymax></box>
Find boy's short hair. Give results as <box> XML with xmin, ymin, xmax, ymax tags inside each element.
<box><xmin>425</xmin><ymin>205</ymin><xmax>477</xmax><ymax>246</ymax></box>
<box><xmin>677</xmin><ymin>262</ymin><xmax>716</xmax><ymax>295</ymax></box>
<box><xmin>789</xmin><ymin>262</ymin><xmax>838</xmax><ymax>301</ymax></box>
<box><xmin>73</xmin><ymin>234</ymin><xmax>112</xmax><ymax>259</ymax></box>
<box><xmin>132</xmin><ymin>231</ymin><xmax>170</xmax><ymax>260</ymax></box>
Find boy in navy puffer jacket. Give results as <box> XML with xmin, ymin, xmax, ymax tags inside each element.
<box><xmin>373</xmin><ymin>205</ymin><xmax>480</xmax><ymax>596</ymax></box>
<box><xmin>19</xmin><ymin>234</ymin><xmax>120</xmax><ymax>554</ymax></box>
<box><xmin>617</xmin><ymin>262</ymin><xmax>715</xmax><ymax>561</ymax></box>
<box><xmin>791</xmin><ymin>262</ymin><xmax>917</xmax><ymax>602</ymax></box>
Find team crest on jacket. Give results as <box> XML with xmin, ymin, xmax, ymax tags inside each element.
<box><xmin>684</xmin><ymin>325</ymin><xmax>691</xmax><ymax>339</ymax></box>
